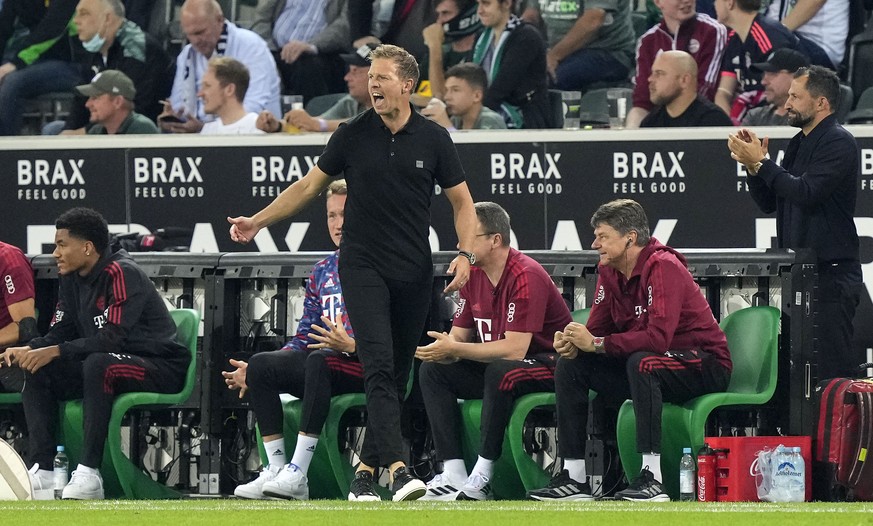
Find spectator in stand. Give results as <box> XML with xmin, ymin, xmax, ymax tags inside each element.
<box><xmin>257</xmin><ymin>43</ymin><xmax>375</xmax><ymax>134</ymax></box>
<box><xmin>421</xmin><ymin>63</ymin><xmax>506</xmax><ymax>130</ymax></box>
<box><xmin>57</xmin><ymin>0</ymin><xmax>171</xmax><ymax>134</ymax></box>
<box><xmin>741</xmin><ymin>48</ymin><xmax>809</xmax><ymax>126</ymax></box>
<box><xmin>251</xmin><ymin>0</ymin><xmax>349</xmax><ymax>102</ymax></box>
<box><xmin>349</xmin><ymin>0</ymin><xmax>437</xmax><ymax>62</ymax></box>
<box><xmin>521</xmin><ymin>0</ymin><xmax>636</xmax><ymax>92</ymax></box>
<box><xmin>763</xmin><ymin>0</ymin><xmax>845</xmax><ymax>68</ymax></box>
<box><xmin>640</xmin><ymin>50</ymin><xmax>733</xmax><ymax>127</ymax></box>
<box><xmin>198</xmin><ymin>57</ymin><xmax>264</xmax><ymax>135</ymax></box>
<box><xmin>625</xmin><ymin>0</ymin><xmax>727</xmax><ymax>128</ymax></box>
<box><xmin>0</xmin><ymin>0</ymin><xmax>80</xmax><ymax>135</ymax></box>
<box><xmin>474</xmin><ymin>0</ymin><xmax>551</xmax><ymax>129</ymax></box>
<box><xmin>159</xmin><ymin>0</ymin><xmax>281</xmax><ymax>133</ymax></box>
<box><xmin>418</xmin><ymin>0</ymin><xmax>481</xmax><ymax>101</ymax></box>
<box><xmin>76</xmin><ymin>70</ymin><xmax>159</xmax><ymax>134</ymax></box>
<box><xmin>713</xmin><ymin>0</ymin><xmax>806</xmax><ymax>124</ymax></box>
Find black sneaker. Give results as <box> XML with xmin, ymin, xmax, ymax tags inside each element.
<box><xmin>390</xmin><ymin>466</ymin><xmax>426</xmax><ymax>501</ymax></box>
<box><xmin>614</xmin><ymin>468</ymin><xmax>670</xmax><ymax>502</ymax></box>
<box><xmin>527</xmin><ymin>470</ymin><xmax>594</xmax><ymax>501</ymax></box>
<box><xmin>348</xmin><ymin>470</ymin><xmax>381</xmax><ymax>501</ymax></box>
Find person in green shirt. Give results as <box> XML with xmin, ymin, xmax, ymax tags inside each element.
<box><xmin>76</xmin><ymin>70</ymin><xmax>159</xmax><ymax>135</ymax></box>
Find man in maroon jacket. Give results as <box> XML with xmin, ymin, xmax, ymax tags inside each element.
<box><xmin>527</xmin><ymin>199</ymin><xmax>731</xmax><ymax>502</ymax></box>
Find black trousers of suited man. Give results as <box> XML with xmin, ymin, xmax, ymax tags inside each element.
<box><xmin>555</xmin><ymin>350</ymin><xmax>730</xmax><ymax>458</ymax></box>
<box><xmin>23</xmin><ymin>352</ymin><xmax>187</xmax><ymax>470</ymax></box>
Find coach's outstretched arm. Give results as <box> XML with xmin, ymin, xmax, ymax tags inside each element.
<box><xmin>228</xmin><ymin>167</ymin><xmax>332</xmax><ymax>244</ymax></box>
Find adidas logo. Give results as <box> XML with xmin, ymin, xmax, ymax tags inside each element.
<box><xmin>550</xmin><ymin>484</ymin><xmax>580</xmax><ymax>497</ymax></box>
<box><xmin>428</xmin><ymin>485</ymin><xmax>458</xmax><ymax>496</ymax></box>
<box><xmin>306</xmin><ymin>445</ymin><xmax>316</xmax><ymax>452</ymax></box>
<box><xmin>271</xmin><ymin>449</ymin><xmax>284</xmax><ymax>457</ymax></box>
<box><xmin>325</xmin><ymin>277</ymin><xmax>336</xmax><ymax>288</ymax></box>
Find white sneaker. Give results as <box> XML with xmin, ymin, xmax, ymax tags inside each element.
<box><xmin>455</xmin><ymin>473</ymin><xmax>493</xmax><ymax>501</ymax></box>
<box><xmin>233</xmin><ymin>465</ymin><xmax>282</xmax><ymax>499</ymax></box>
<box><xmin>420</xmin><ymin>472</ymin><xmax>464</xmax><ymax>501</ymax></box>
<box><xmin>261</xmin><ymin>463</ymin><xmax>309</xmax><ymax>500</ymax></box>
<box><xmin>61</xmin><ymin>470</ymin><xmax>104</xmax><ymax>500</ymax></box>
<box><xmin>27</xmin><ymin>465</ymin><xmax>54</xmax><ymax>501</ymax></box>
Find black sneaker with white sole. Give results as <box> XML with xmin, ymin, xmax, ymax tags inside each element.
<box><xmin>390</xmin><ymin>466</ymin><xmax>426</xmax><ymax>501</ymax></box>
<box><xmin>348</xmin><ymin>470</ymin><xmax>381</xmax><ymax>501</ymax></box>
<box><xmin>526</xmin><ymin>470</ymin><xmax>594</xmax><ymax>501</ymax></box>
<box><xmin>614</xmin><ymin>468</ymin><xmax>670</xmax><ymax>502</ymax></box>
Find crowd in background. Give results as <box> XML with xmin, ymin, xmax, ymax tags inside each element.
<box><xmin>0</xmin><ymin>0</ymin><xmax>867</xmax><ymax>135</ymax></box>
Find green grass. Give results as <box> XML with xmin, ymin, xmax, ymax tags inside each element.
<box><xmin>0</xmin><ymin>500</ymin><xmax>869</xmax><ymax>526</ymax></box>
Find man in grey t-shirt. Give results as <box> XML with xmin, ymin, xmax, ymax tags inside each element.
<box><xmin>422</xmin><ymin>63</ymin><xmax>507</xmax><ymax>131</ymax></box>
<box><xmin>522</xmin><ymin>0</ymin><xmax>635</xmax><ymax>91</ymax></box>
<box><xmin>741</xmin><ymin>48</ymin><xmax>809</xmax><ymax>127</ymax></box>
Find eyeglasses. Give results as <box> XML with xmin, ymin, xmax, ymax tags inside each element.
<box><xmin>475</xmin><ymin>232</ymin><xmax>496</xmax><ymax>237</ymax></box>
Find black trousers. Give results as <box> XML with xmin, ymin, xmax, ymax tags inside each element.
<box><xmin>815</xmin><ymin>263</ymin><xmax>863</xmax><ymax>381</ymax></box>
<box><xmin>23</xmin><ymin>352</ymin><xmax>187</xmax><ymax>470</ymax></box>
<box><xmin>419</xmin><ymin>355</ymin><xmax>556</xmax><ymax>461</ymax></box>
<box><xmin>556</xmin><ymin>350</ymin><xmax>730</xmax><ymax>457</ymax></box>
<box><xmin>247</xmin><ymin>348</ymin><xmax>364</xmax><ymax>436</ymax></box>
<box><xmin>339</xmin><ymin>265</ymin><xmax>432</xmax><ymax>468</ymax></box>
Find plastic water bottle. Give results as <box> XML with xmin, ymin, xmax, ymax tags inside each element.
<box><xmin>53</xmin><ymin>445</ymin><xmax>68</xmax><ymax>500</ymax></box>
<box><xmin>787</xmin><ymin>446</ymin><xmax>806</xmax><ymax>502</ymax></box>
<box><xmin>770</xmin><ymin>444</ymin><xmax>804</xmax><ymax>502</ymax></box>
<box><xmin>679</xmin><ymin>447</ymin><xmax>696</xmax><ymax>501</ymax></box>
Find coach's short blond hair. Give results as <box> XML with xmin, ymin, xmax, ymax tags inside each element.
<box><xmin>369</xmin><ymin>44</ymin><xmax>419</xmax><ymax>87</ymax></box>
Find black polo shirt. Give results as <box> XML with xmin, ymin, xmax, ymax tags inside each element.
<box><xmin>317</xmin><ymin>106</ymin><xmax>466</xmax><ymax>281</ymax></box>
<box><xmin>641</xmin><ymin>96</ymin><xmax>733</xmax><ymax>128</ymax></box>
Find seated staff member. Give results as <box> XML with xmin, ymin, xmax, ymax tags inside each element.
<box><xmin>527</xmin><ymin>199</ymin><xmax>731</xmax><ymax>502</ymax></box>
<box><xmin>226</xmin><ymin>180</ymin><xmax>362</xmax><ymax>501</ymax></box>
<box><xmin>417</xmin><ymin>201</ymin><xmax>571</xmax><ymax>501</ymax></box>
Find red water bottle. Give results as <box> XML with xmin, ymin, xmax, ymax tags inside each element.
<box><xmin>697</xmin><ymin>442</ymin><xmax>716</xmax><ymax>502</ymax></box>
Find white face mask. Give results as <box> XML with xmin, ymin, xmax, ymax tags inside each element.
<box><xmin>83</xmin><ymin>31</ymin><xmax>106</xmax><ymax>53</ymax></box>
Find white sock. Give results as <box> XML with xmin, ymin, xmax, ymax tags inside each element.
<box><xmin>263</xmin><ymin>437</ymin><xmax>287</xmax><ymax>470</ymax></box>
<box><xmin>76</xmin><ymin>464</ymin><xmax>98</xmax><ymax>476</ymax></box>
<box><xmin>564</xmin><ymin>458</ymin><xmax>587</xmax><ymax>483</ymax></box>
<box><xmin>471</xmin><ymin>456</ymin><xmax>494</xmax><ymax>480</ymax></box>
<box><xmin>642</xmin><ymin>453</ymin><xmax>662</xmax><ymax>481</ymax></box>
<box><xmin>290</xmin><ymin>435</ymin><xmax>319</xmax><ymax>474</ymax></box>
<box><xmin>441</xmin><ymin>459</ymin><xmax>468</xmax><ymax>481</ymax></box>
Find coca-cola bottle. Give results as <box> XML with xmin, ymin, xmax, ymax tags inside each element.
<box><xmin>697</xmin><ymin>442</ymin><xmax>716</xmax><ymax>502</ymax></box>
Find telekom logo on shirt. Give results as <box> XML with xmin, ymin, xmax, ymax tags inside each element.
<box><xmin>474</xmin><ymin>317</ymin><xmax>493</xmax><ymax>342</ymax></box>
<box><xmin>321</xmin><ymin>293</ymin><xmax>343</xmax><ymax>323</ymax></box>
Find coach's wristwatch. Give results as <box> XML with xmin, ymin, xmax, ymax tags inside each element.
<box><xmin>592</xmin><ymin>336</ymin><xmax>605</xmax><ymax>354</ymax></box>
<box><xmin>458</xmin><ymin>250</ymin><xmax>476</xmax><ymax>265</ymax></box>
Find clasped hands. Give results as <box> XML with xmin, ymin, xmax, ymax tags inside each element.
<box><xmin>727</xmin><ymin>128</ymin><xmax>770</xmax><ymax>171</ymax></box>
<box><xmin>0</xmin><ymin>345</ymin><xmax>60</xmax><ymax>373</ymax></box>
<box><xmin>554</xmin><ymin>322</ymin><xmax>596</xmax><ymax>359</ymax></box>
<box><xmin>222</xmin><ymin>316</ymin><xmax>354</xmax><ymax>398</ymax></box>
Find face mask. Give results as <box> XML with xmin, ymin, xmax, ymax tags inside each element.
<box><xmin>83</xmin><ymin>30</ymin><xmax>106</xmax><ymax>52</ymax></box>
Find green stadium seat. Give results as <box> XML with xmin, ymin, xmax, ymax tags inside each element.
<box><xmin>61</xmin><ymin>308</ymin><xmax>200</xmax><ymax>499</ymax></box>
<box><xmin>616</xmin><ymin>306</ymin><xmax>780</xmax><ymax>499</ymax></box>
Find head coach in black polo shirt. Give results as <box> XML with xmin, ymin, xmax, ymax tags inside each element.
<box><xmin>228</xmin><ymin>44</ymin><xmax>477</xmax><ymax>502</ymax></box>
